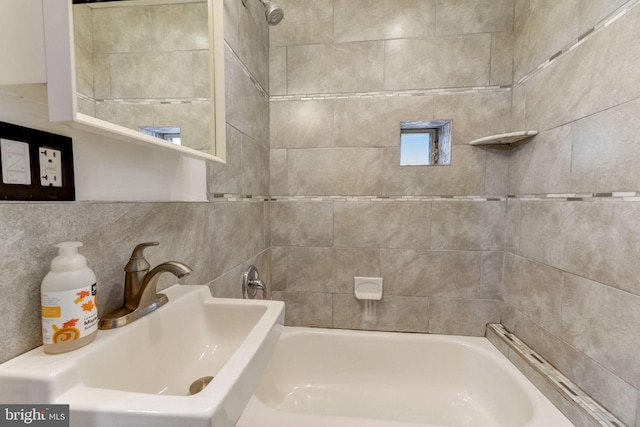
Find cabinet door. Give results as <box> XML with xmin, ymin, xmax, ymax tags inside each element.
<box><xmin>0</xmin><ymin>0</ymin><xmax>46</xmax><ymax>85</ymax></box>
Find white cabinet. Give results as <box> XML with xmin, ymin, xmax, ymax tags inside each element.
<box><xmin>0</xmin><ymin>0</ymin><xmax>46</xmax><ymax>86</ymax></box>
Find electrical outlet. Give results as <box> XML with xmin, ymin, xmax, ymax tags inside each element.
<box><xmin>1</xmin><ymin>139</ymin><xmax>31</xmax><ymax>185</ymax></box>
<box><xmin>0</xmin><ymin>121</ymin><xmax>74</xmax><ymax>201</ymax></box>
<box><xmin>39</xmin><ymin>147</ymin><xmax>62</xmax><ymax>187</ymax></box>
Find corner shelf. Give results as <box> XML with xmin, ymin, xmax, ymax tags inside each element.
<box><xmin>469</xmin><ymin>131</ymin><xmax>538</xmax><ymax>147</ymax></box>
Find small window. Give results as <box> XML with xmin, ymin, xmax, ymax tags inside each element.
<box><xmin>400</xmin><ymin>120</ymin><xmax>452</xmax><ymax>166</ymax></box>
<box><xmin>139</xmin><ymin>126</ymin><xmax>182</xmax><ymax>146</ymax></box>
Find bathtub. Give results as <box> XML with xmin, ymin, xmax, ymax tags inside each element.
<box><xmin>237</xmin><ymin>327</ymin><xmax>574</xmax><ymax>427</ymax></box>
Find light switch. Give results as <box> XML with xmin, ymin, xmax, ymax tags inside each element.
<box><xmin>1</xmin><ymin>138</ymin><xmax>31</xmax><ymax>185</ymax></box>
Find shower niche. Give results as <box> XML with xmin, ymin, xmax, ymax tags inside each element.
<box><xmin>40</xmin><ymin>0</ymin><xmax>226</xmax><ymax>163</ymax></box>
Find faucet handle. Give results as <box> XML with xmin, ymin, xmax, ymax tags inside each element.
<box><xmin>124</xmin><ymin>242</ymin><xmax>159</xmax><ymax>272</ymax></box>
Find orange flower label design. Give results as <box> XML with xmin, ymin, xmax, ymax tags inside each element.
<box><xmin>81</xmin><ymin>300</ymin><xmax>95</xmax><ymax>312</ymax></box>
<box><xmin>62</xmin><ymin>318</ymin><xmax>79</xmax><ymax>328</ymax></box>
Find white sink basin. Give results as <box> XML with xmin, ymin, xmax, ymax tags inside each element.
<box><xmin>0</xmin><ymin>285</ymin><xmax>285</xmax><ymax>427</ymax></box>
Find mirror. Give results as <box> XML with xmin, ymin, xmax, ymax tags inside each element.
<box><xmin>42</xmin><ymin>0</ymin><xmax>225</xmax><ymax>163</ymax></box>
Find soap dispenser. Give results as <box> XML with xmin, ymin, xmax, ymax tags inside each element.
<box><xmin>41</xmin><ymin>242</ymin><xmax>98</xmax><ymax>354</ymax></box>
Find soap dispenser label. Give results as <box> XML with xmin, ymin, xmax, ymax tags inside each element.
<box><xmin>41</xmin><ymin>284</ymin><xmax>97</xmax><ymax>344</ymax></box>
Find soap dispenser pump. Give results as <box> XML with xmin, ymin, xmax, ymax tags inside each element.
<box><xmin>41</xmin><ymin>242</ymin><xmax>98</xmax><ymax>354</ymax></box>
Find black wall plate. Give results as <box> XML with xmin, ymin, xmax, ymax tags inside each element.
<box><xmin>0</xmin><ymin>121</ymin><xmax>75</xmax><ymax>201</ymax></box>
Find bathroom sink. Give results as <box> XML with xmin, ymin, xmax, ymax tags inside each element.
<box><xmin>0</xmin><ymin>285</ymin><xmax>285</xmax><ymax>427</ymax></box>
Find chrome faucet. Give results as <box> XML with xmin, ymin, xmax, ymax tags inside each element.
<box><xmin>99</xmin><ymin>242</ymin><xmax>192</xmax><ymax>330</ymax></box>
<box><xmin>242</xmin><ymin>265</ymin><xmax>267</xmax><ymax>299</ymax></box>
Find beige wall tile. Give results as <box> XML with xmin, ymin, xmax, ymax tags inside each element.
<box><xmin>286</xmin><ymin>247</ymin><xmax>337</xmax><ymax>292</ymax></box>
<box><xmin>269</xmin><ymin>46</ymin><xmax>287</xmax><ymax>95</ymax></box>
<box><xmin>241</xmin><ymin>136</ymin><xmax>269</xmax><ymax>195</ymax></box>
<box><xmin>332</xmin><ymin>294</ymin><xmax>429</xmax><ymax>332</ymax></box>
<box><xmin>287</xmin><ymin>148</ymin><xmax>383</xmax><ymax>196</ymax></box>
<box><xmin>269</xmin><ymin>149</ymin><xmax>288</xmax><ymax>195</ymax></box>
<box><xmin>271</xmin><ymin>246</ymin><xmax>287</xmax><ymax>291</ymax></box>
<box><xmin>481</xmin><ymin>251</ymin><xmax>504</xmax><ymax>299</ymax></box>
<box><xmin>92</xmin><ymin>6</ymin><xmax>152</xmax><ymax>53</ymax></box>
<box><xmin>334</xmin><ymin>96</ymin><xmax>434</xmax><ymax>148</ymax></box>
<box><xmin>110</xmin><ymin>51</ymin><xmax>194</xmax><ymax>99</ymax></box>
<box><xmin>149</xmin><ymin>3</ymin><xmax>208</xmax><ymax>51</ymax></box>
<box><xmin>513</xmin><ymin>0</ymin><xmax>579</xmax><ymax>81</ymax></box>
<box><xmin>288</xmin><ymin>41</ymin><xmax>385</xmax><ymax>94</ymax></box>
<box><xmin>510</xmin><ymin>85</ymin><xmax>526</xmax><ymax>131</ymax></box>
<box><xmin>503</xmin><ymin>253</ymin><xmax>564</xmax><ymax>333</ymax></box>
<box><xmin>152</xmin><ymin>103</ymin><xmax>211</xmax><ymax>151</ymax></box>
<box><xmin>95</xmin><ymin>103</ymin><xmax>154</xmax><ymax>131</ymax></box>
<box><xmin>73</xmin><ymin>5</ymin><xmax>94</xmax><ymax>99</ymax></box>
<box><xmin>507</xmin><ymin>124</ymin><xmax>572</xmax><ymax>195</ymax></box>
<box><xmin>270</xmin><ymin>201</ymin><xmax>334</xmax><ymax>246</ymax></box>
<box><xmin>225</xmin><ymin>50</ymin><xmax>269</xmax><ymax>144</ymax></box>
<box><xmin>272</xmin><ymin>291</ymin><xmax>333</xmax><ymax>327</ymax></box>
<box><xmin>384</xmin><ymin>35</ymin><xmax>491</xmax><ymax>90</ymax></box>
<box><xmin>381</xmin><ymin>249</ymin><xmax>482</xmax><ymax>298</ymax></box>
<box><xmin>505</xmin><ymin>198</ymin><xmax>520</xmax><ymax>252</ymax></box>
<box><xmin>484</xmin><ymin>149</ymin><xmax>510</xmax><ymax>196</ymax></box>
<box><xmin>334</xmin><ymin>0</ymin><xmax>436</xmax><ymax>42</ymax></box>
<box><xmin>269</xmin><ymin>0</ymin><xmax>334</xmax><ymax>47</ymax></box>
<box><xmin>429</xmin><ymin>298</ymin><xmax>502</xmax><ymax>336</ymax></box>
<box><xmin>434</xmin><ymin>91</ymin><xmax>511</xmax><ymax>145</ymax></box>
<box><xmin>579</xmin><ymin>0</ymin><xmax>627</xmax><ymax>34</ymax></box>
<box><xmin>238</xmin><ymin>0</ymin><xmax>269</xmax><ymax>89</ymax></box>
<box><xmin>382</xmin><ymin>145</ymin><xmax>486</xmax><ymax>196</ymax></box>
<box><xmin>436</xmin><ymin>0</ymin><xmax>514</xmax><ymax>35</ymax></box>
<box><xmin>515</xmin><ymin>312</ymin><xmax>639</xmax><ymax>426</ymax></box>
<box><xmin>570</xmin><ymin>98</ymin><xmax>640</xmax><ymax>193</ymax></box>
<box><xmin>561</xmin><ymin>274</ymin><xmax>640</xmax><ymax>390</ymax></box>
<box><xmin>193</xmin><ymin>50</ymin><xmax>211</xmax><ymax>98</ymax></box>
<box><xmin>334</xmin><ymin>248</ymin><xmax>381</xmax><ymax>292</ymax></box>
<box><xmin>223</xmin><ymin>0</ymin><xmax>239</xmax><ymax>51</ymax></box>
<box><xmin>431</xmin><ymin>201</ymin><xmax>506</xmax><ymax>250</ymax></box>
<box><xmin>208</xmin><ymin>124</ymin><xmax>242</xmax><ymax>194</ymax></box>
<box><xmin>519</xmin><ymin>201</ymin><xmax>640</xmax><ymax>296</ymax></box>
<box><xmin>270</xmin><ymin>100</ymin><xmax>334</xmax><ymax>149</ymax></box>
<box><xmin>209</xmin><ymin>202</ymin><xmax>266</xmax><ymax>278</ymax></box>
<box><xmin>334</xmin><ymin>201</ymin><xmax>431</xmax><ymax>249</ymax></box>
<box><xmin>523</xmin><ymin>6</ymin><xmax>640</xmax><ymax>132</ymax></box>
<box><xmin>491</xmin><ymin>31</ymin><xmax>514</xmax><ymax>85</ymax></box>
<box><xmin>93</xmin><ymin>54</ymin><xmax>110</xmax><ymax>100</ymax></box>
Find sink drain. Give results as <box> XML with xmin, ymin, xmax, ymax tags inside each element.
<box><xmin>189</xmin><ymin>376</ymin><xmax>214</xmax><ymax>395</ymax></box>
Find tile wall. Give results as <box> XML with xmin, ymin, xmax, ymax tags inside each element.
<box><xmin>505</xmin><ymin>1</ymin><xmax>640</xmax><ymax>425</ymax></box>
<box><xmin>268</xmin><ymin>0</ymin><xmax>513</xmax><ymax>335</ymax></box>
<box><xmin>0</xmin><ymin>0</ymin><xmax>270</xmax><ymax>364</ymax></box>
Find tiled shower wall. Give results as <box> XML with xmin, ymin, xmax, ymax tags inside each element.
<box><xmin>504</xmin><ymin>1</ymin><xmax>640</xmax><ymax>425</ymax></box>
<box><xmin>0</xmin><ymin>0</ymin><xmax>270</xmax><ymax>364</ymax></box>
<box><xmin>268</xmin><ymin>0</ymin><xmax>515</xmax><ymax>334</ymax></box>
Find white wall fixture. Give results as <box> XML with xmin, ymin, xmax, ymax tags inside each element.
<box><xmin>354</xmin><ymin>276</ymin><xmax>383</xmax><ymax>301</ymax></box>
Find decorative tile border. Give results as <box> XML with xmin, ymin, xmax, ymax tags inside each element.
<box><xmin>208</xmin><ymin>193</ymin><xmax>640</xmax><ymax>203</ymax></box>
<box><xmin>487</xmin><ymin>324</ymin><xmax>625</xmax><ymax>427</ymax></box>
<box><xmin>225</xmin><ymin>41</ymin><xmax>269</xmax><ymax>99</ymax></box>
<box><xmin>270</xmin><ymin>86</ymin><xmax>510</xmax><ymax>102</ymax></box>
<box><xmin>515</xmin><ymin>0</ymin><xmax>640</xmax><ymax>88</ymax></box>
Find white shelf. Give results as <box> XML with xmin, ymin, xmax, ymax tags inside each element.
<box><xmin>469</xmin><ymin>131</ymin><xmax>538</xmax><ymax>146</ymax></box>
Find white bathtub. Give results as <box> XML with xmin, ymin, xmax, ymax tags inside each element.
<box><xmin>237</xmin><ymin>327</ymin><xmax>574</xmax><ymax>427</ymax></box>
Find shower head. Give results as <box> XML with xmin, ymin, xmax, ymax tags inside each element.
<box><xmin>261</xmin><ymin>0</ymin><xmax>284</xmax><ymax>26</ymax></box>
